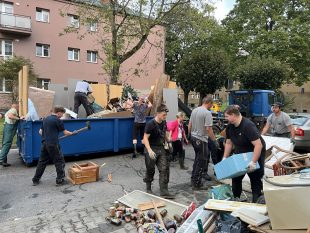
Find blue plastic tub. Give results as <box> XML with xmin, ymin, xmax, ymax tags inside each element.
<box><xmin>17</xmin><ymin>117</ymin><xmax>151</xmax><ymax>165</ymax></box>
<box><xmin>214</xmin><ymin>152</ymin><xmax>260</xmax><ymax>180</ymax></box>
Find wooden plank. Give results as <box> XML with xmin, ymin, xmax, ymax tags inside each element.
<box><xmin>152</xmin><ymin>199</ymin><xmax>166</xmax><ymax>230</ymax></box>
<box><xmin>231</xmin><ymin>208</ymin><xmax>269</xmax><ymax>226</ymax></box>
<box><xmin>91</xmin><ymin>84</ymin><xmax>108</xmax><ymax>108</ymax></box>
<box><xmin>138</xmin><ymin>200</ymin><xmax>166</xmax><ymax>211</ymax></box>
<box><xmin>205</xmin><ymin>199</ymin><xmax>267</xmax><ymax>215</ymax></box>
<box><xmin>18</xmin><ymin>70</ymin><xmax>23</xmax><ymax>116</ymax></box>
<box><xmin>22</xmin><ymin>65</ymin><xmax>29</xmax><ymax>116</ymax></box>
<box><xmin>151</xmin><ymin>74</ymin><xmax>170</xmax><ymax>115</ymax></box>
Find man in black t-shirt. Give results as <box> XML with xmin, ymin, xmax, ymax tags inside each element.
<box><xmin>32</xmin><ymin>106</ymin><xmax>73</xmax><ymax>186</ymax></box>
<box><xmin>223</xmin><ymin>106</ymin><xmax>266</xmax><ymax>203</ymax></box>
<box><xmin>143</xmin><ymin>104</ymin><xmax>174</xmax><ymax>199</ymax></box>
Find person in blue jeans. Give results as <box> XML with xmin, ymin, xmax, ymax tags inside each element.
<box><xmin>32</xmin><ymin>106</ymin><xmax>73</xmax><ymax>186</ymax></box>
<box><xmin>0</xmin><ymin>103</ymin><xmax>23</xmax><ymax>167</ymax></box>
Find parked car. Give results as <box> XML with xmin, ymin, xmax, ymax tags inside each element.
<box><xmin>289</xmin><ymin>113</ymin><xmax>310</xmax><ymax>151</ymax></box>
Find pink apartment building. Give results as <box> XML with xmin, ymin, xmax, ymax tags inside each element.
<box><xmin>0</xmin><ymin>0</ymin><xmax>166</xmax><ymax>109</ymax></box>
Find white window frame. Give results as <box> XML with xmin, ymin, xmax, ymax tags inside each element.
<box><xmin>36</xmin><ymin>8</ymin><xmax>50</xmax><ymax>23</ymax></box>
<box><xmin>37</xmin><ymin>78</ymin><xmax>50</xmax><ymax>90</ymax></box>
<box><xmin>0</xmin><ymin>40</ymin><xmax>13</xmax><ymax>58</ymax></box>
<box><xmin>87</xmin><ymin>20</ymin><xmax>97</xmax><ymax>32</ymax></box>
<box><xmin>0</xmin><ymin>2</ymin><xmax>13</xmax><ymax>14</ymax></box>
<box><xmin>36</xmin><ymin>43</ymin><xmax>50</xmax><ymax>57</ymax></box>
<box><xmin>68</xmin><ymin>48</ymin><xmax>80</xmax><ymax>61</ymax></box>
<box><xmin>68</xmin><ymin>14</ymin><xmax>80</xmax><ymax>28</ymax></box>
<box><xmin>87</xmin><ymin>50</ymin><xmax>97</xmax><ymax>63</ymax></box>
<box><xmin>0</xmin><ymin>77</ymin><xmax>12</xmax><ymax>93</ymax></box>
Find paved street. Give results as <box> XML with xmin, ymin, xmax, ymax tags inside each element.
<box><xmin>0</xmin><ymin>145</ymin><xmax>222</xmax><ymax>233</ymax></box>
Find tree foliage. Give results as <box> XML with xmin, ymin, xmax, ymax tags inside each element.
<box><xmin>62</xmin><ymin>0</ymin><xmax>191</xmax><ymax>84</ymax></box>
<box><xmin>0</xmin><ymin>56</ymin><xmax>38</xmax><ymax>101</ymax></box>
<box><xmin>176</xmin><ymin>49</ymin><xmax>229</xmax><ymax>104</ymax></box>
<box><xmin>223</xmin><ymin>0</ymin><xmax>310</xmax><ymax>85</ymax></box>
<box><xmin>237</xmin><ymin>57</ymin><xmax>293</xmax><ymax>90</ymax></box>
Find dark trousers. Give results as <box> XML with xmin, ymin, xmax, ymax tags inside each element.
<box><xmin>74</xmin><ymin>92</ymin><xmax>93</xmax><ymax>116</ymax></box>
<box><xmin>132</xmin><ymin>122</ymin><xmax>145</xmax><ymax>153</ymax></box>
<box><xmin>32</xmin><ymin>143</ymin><xmax>66</xmax><ymax>183</ymax></box>
<box><xmin>172</xmin><ymin>140</ymin><xmax>183</xmax><ymax>160</ymax></box>
<box><xmin>232</xmin><ymin>149</ymin><xmax>266</xmax><ymax>203</ymax></box>
<box><xmin>191</xmin><ymin>137</ymin><xmax>209</xmax><ymax>186</ymax></box>
<box><xmin>143</xmin><ymin>146</ymin><xmax>170</xmax><ymax>186</ymax></box>
<box><xmin>0</xmin><ymin>123</ymin><xmax>17</xmax><ymax>162</ymax></box>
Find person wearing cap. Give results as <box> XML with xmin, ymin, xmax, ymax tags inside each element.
<box><xmin>131</xmin><ymin>96</ymin><xmax>152</xmax><ymax>158</ymax></box>
<box><xmin>0</xmin><ymin>103</ymin><xmax>24</xmax><ymax>167</ymax></box>
<box><xmin>188</xmin><ymin>96</ymin><xmax>219</xmax><ymax>190</ymax></box>
<box><xmin>262</xmin><ymin>102</ymin><xmax>295</xmax><ymax>139</ymax></box>
<box><xmin>32</xmin><ymin>106</ymin><xmax>74</xmax><ymax>186</ymax></box>
<box><xmin>223</xmin><ymin>105</ymin><xmax>266</xmax><ymax>203</ymax></box>
<box><xmin>167</xmin><ymin>112</ymin><xmax>189</xmax><ymax>169</ymax></box>
<box><xmin>142</xmin><ymin>104</ymin><xmax>174</xmax><ymax>199</ymax></box>
<box><xmin>73</xmin><ymin>80</ymin><xmax>93</xmax><ymax>116</ymax></box>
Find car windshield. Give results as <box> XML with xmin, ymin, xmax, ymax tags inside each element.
<box><xmin>290</xmin><ymin>116</ymin><xmax>308</xmax><ymax>126</ymax></box>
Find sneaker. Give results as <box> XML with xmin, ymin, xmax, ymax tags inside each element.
<box><xmin>0</xmin><ymin>162</ymin><xmax>11</xmax><ymax>167</ymax></box>
<box><xmin>56</xmin><ymin>179</ymin><xmax>68</xmax><ymax>186</ymax></box>
<box><xmin>32</xmin><ymin>180</ymin><xmax>40</xmax><ymax>186</ymax></box>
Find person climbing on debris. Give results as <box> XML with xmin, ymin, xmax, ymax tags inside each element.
<box><xmin>188</xmin><ymin>96</ymin><xmax>219</xmax><ymax>190</ymax></box>
<box><xmin>0</xmin><ymin>103</ymin><xmax>24</xmax><ymax>167</ymax></box>
<box><xmin>142</xmin><ymin>104</ymin><xmax>174</xmax><ymax>199</ymax></box>
<box><xmin>32</xmin><ymin>106</ymin><xmax>74</xmax><ymax>186</ymax></box>
<box><xmin>223</xmin><ymin>105</ymin><xmax>266</xmax><ymax>203</ymax></box>
<box><xmin>261</xmin><ymin>102</ymin><xmax>295</xmax><ymax>140</ymax></box>
<box><xmin>167</xmin><ymin>112</ymin><xmax>189</xmax><ymax>170</ymax></box>
<box><xmin>131</xmin><ymin>96</ymin><xmax>152</xmax><ymax>158</ymax></box>
<box><xmin>73</xmin><ymin>80</ymin><xmax>94</xmax><ymax>117</ymax></box>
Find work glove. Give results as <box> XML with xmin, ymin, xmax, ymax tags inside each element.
<box><xmin>147</xmin><ymin>149</ymin><xmax>156</xmax><ymax>160</ymax></box>
<box><xmin>290</xmin><ymin>138</ymin><xmax>296</xmax><ymax>145</ymax></box>
<box><xmin>247</xmin><ymin>161</ymin><xmax>257</xmax><ymax>173</ymax></box>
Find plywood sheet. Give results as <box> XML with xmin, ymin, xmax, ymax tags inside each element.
<box><xmin>163</xmin><ymin>88</ymin><xmax>178</xmax><ymax>121</ymax></box>
<box><xmin>49</xmin><ymin>84</ymin><xmax>68</xmax><ymax>108</ymax></box>
<box><xmin>91</xmin><ymin>84</ymin><xmax>107</xmax><ymax>107</ymax></box>
<box><xmin>109</xmin><ymin>85</ymin><xmax>123</xmax><ymax>99</ymax></box>
<box><xmin>28</xmin><ymin>87</ymin><xmax>55</xmax><ymax>118</ymax></box>
<box><xmin>118</xmin><ymin>190</ymin><xmax>187</xmax><ymax>220</ymax></box>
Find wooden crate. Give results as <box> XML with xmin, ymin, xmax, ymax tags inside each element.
<box><xmin>68</xmin><ymin>162</ymin><xmax>99</xmax><ymax>185</ymax></box>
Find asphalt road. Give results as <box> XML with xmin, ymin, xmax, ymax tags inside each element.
<box><xmin>0</xmin><ymin>145</ymin><xmax>215</xmax><ymax>224</ymax></box>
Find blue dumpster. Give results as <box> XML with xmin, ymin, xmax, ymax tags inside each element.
<box><xmin>17</xmin><ymin>117</ymin><xmax>150</xmax><ymax>165</ymax></box>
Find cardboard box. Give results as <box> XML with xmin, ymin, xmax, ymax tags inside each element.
<box><xmin>68</xmin><ymin>162</ymin><xmax>99</xmax><ymax>185</ymax></box>
<box><xmin>263</xmin><ymin>175</ymin><xmax>310</xmax><ymax>230</ymax></box>
<box><xmin>214</xmin><ymin>152</ymin><xmax>259</xmax><ymax>180</ymax></box>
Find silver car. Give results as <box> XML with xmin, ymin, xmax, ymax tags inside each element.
<box><xmin>289</xmin><ymin>113</ymin><xmax>310</xmax><ymax>151</ymax></box>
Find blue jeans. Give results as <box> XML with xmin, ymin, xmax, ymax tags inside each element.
<box><xmin>191</xmin><ymin>137</ymin><xmax>208</xmax><ymax>186</ymax></box>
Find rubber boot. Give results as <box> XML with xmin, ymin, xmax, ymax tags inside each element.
<box><xmin>132</xmin><ymin>144</ymin><xmax>138</xmax><ymax>158</ymax></box>
<box><xmin>146</xmin><ymin>182</ymin><xmax>152</xmax><ymax>194</ymax></box>
<box><xmin>160</xmin><ymin>183</ymin><xmax>175</xmax><ymax>199</ymax></box>
<box><xmin>179</xmin><ymin>150</ymin><xmax>188</xmax><ymax>170</ymax></box>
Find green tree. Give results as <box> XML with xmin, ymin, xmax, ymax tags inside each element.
<box><xmin>223</xmin><ymin>0</ymin><xmax>310</xmax><ymax>85</ymax></box>
<box><xmin>237</xmin><ymin>57</ymin><xmax>293</xmax><ymax>90</ymax></box>
<box><xmin>176</xmin><ymin>49</ymin><xmax>229</xmax><ymax>104</ymax></box>
<box><xmin>0</xmin><ymin>56</ymin><xmax>37</xmax><ymax>101</ymax></box>
<box><xmin>62</xmin><ymin>0</ymin><xmax>191</xmax><ymax>84</ymax></box>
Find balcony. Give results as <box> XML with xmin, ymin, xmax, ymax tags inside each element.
<box><xmin>0</xmin><ymin>12</ymin><xmax>31</xmax><ymax>36</ymax></box>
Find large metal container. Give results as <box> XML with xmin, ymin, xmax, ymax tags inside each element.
<box><xmin>17</xmin><ymin>117</ymin><xmax>149</xmax><ymax>165</ymax></box>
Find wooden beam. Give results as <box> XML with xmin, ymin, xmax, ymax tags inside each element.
<box><xmin>18</xmin><ymin>70</ymin><xmax>23</xmax><ymax>116</ymax></box>
<box><xmin>22</xmin><ymin>66</ymin><xmax>29</xmax><ymax>116</ymax></box>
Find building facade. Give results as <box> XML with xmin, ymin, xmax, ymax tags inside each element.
<box><xmin>0</xmin><ymin>0</ymin><xmax>165</xmax><ymax>110</ymax></box>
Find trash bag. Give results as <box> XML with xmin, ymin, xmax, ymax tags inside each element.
<box><xmin>215</xmin><ymin>214</ymin><xmax>248</xmax><ymax>233</ymax></box>
<box><xmin>206</xmin><ymin>184</ymin><xmax>234</xmax><ymax>201</ymax></box>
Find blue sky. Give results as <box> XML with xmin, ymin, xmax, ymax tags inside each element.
<box><xmin>212</xmin><ymin>0</ymin><xmax>236</xmax><ymax>21</ymax></box>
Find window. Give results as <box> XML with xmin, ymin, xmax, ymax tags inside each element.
<box><xmin>87</xmin><ymin>51</ymin><xmax>97</xmax><ymax>63</ymax></box>
<box><xmin>68</xmin><ymin>14</ymin><xmax>79</xmax><ymax>28</ymax></box>
<box><xmin>87</xmin><ymin>20</ymin><xmax>97</xmax><ymax>32</ymax></box>
<box><xmin>0</xmin><ymin>2</ymin><xmax>13</xmax><ymax>13</ymax></box>
<box><xmin>36</xmin><ymin>8</ymin><xmax>50</xmax><ymax>23</ymax></box>
<box><xmin>36</xmin><ymin>43</ymin><xmax>50</xmax><ymax>57</ymax></box>
<box><xmin>68</xmin><ymin>48</ymin><xmax>80</xmax><ymax>61</ymax></box>
<box><xmin>213</xmin><ymin>93</ymin><xmax>220</xmax><ymax>100</ymax></box>
<box><xmin>37</xmin><ymin>78</ymin><xmax>50</xmax><ymax>90</ymax></box>
<box><xmin>0</xmin><ymin>77</ymin><xmax>12</xmax><ymax>93</ymax></box>
<box><xmin>0</xmin><ymin>40</ymin><xmax>13</xmax><ymax>57</ymax></box>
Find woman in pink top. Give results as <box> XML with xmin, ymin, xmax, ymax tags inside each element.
<box><xmin>168</xmin><ymin>112</ymin><xmax>188</xmax><ymax>170</ymax></box>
